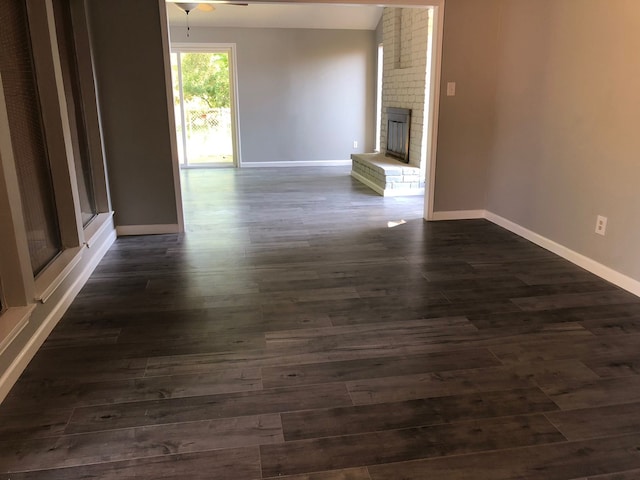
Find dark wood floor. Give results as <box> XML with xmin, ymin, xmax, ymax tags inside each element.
<box><xmin>2</xmin><ymin>166</ymin><xmax>640</xmax><ymax>479</ymax></box>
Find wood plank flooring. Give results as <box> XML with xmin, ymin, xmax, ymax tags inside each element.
<box><xmin>2</xmin><ymin>166</ymin><xmax>640</xmax><ymax>479</ymax></box>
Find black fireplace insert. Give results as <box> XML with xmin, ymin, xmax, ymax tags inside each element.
<box><xmin>386</xmin><ymin>107</ymin><xmax>411</xmax><ymax>164</ymax></box>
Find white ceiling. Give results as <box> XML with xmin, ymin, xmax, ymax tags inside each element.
<box><xmin>166</xmin><ymin>2</ymin><xmax>384</xmax><ymax>30</ymax></box>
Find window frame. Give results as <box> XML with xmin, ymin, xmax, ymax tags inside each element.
<box><xmin>0</xmin><ymin>80</ymin><xmax>37</xmax><ymax>354</ymax></box>
<box><xmin>0</xmin><ymin>0</ymin><xmax>113</xmax><ymax>347</ymax></box>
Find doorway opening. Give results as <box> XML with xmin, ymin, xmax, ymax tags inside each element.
<box><xmin>375</xmin><ymin>43</ymin><xmax>383</xmax><ymax>153</ymax></box>
<box><xmin>163</xmin><ymin>3</ymin><xmax>444</xmax><ymax>233</ymax></box>
<box><xmin>170</xmin><ymin>46</ymin><xmax>240</xmax><ymax>168</ymax></box>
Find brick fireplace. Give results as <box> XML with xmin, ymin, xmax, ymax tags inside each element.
<box><xmin>351</xmin><ymin>7</ymin><xmax>431</xmax><ymax>197</ymax></box>
<box><xmin>351</xmin><ymin>154</ymin><xmax>424</xmax><ymax>196</ymax></box>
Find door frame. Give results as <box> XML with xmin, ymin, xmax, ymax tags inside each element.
<box><xmin>161</xmin><ymin>1</ymin><xmax>444</xmax><ymax>233</ymax></box>
<box><xmin>423</xmin><ymin>1</ymin><xmax>445</xmax><ymax>220</ymax></box>
<box><xmin>171</xmin><ymin>43</ymin><xmax>242</xmax><ymax>169</ymax></box>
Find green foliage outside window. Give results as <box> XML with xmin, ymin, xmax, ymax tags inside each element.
<box><xmin>180</xmin><ymin>53</ymin><xmax>230</xmax><ymax>109</ymax></box>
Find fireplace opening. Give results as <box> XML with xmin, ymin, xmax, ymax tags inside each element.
<box><xmin>386</xmin><ymin>107</ymin><xmax>411</xmax><ymax>164</ymax></box>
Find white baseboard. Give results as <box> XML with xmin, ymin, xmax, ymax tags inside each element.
<box><xmin>242</xmin><ymin>160</ymin><xmax>352</xmax><ymax>168</ymax></box>
<box><xmin>116</xmin><ymin>224</ymin><xmax>180</xmax><ymax>236</ymax></box>
<box><xmin>350</xmin><ymin>171</ymin><xmax>425</xmax><ymax>197</ymax></box>
<box><xmin>431</xmin><ymin>210</ymin><xmax>486</xmax><ymax>221</ymax></box>
<box><xmin>485</xmin><ymin>210</ymin><xmax>640</xmax><ymax>297</ymax></box>
<box><xmin>0</xmin><ymin>306</ymin><xmax>33</xmax><ymax>357</ymax></box>
<box><xmin>0</xmin><ymin>227</ymin><xmax>116</xmax><ymax>403</ymax></box>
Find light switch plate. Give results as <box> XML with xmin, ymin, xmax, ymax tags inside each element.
<box><xmin>447</xmin><ymin>82</ymin><xmax>456</xmax><ymax>96</ymax></box>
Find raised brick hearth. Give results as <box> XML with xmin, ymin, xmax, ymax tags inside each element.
<box><xmin>350</xmin><ymin>7</ymin><xmax>430</xmax><ymax>198</ymax></box>
<box><xmin>351</xmin><ymin>153</ymin><xmax>425</xmax><ymax>197</ymax></box>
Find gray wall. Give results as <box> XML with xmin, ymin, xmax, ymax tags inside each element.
<box><xmin>170</xmin><ymin>26</ymin><xmax>377</xmax><ymax>162</ymax></box>
<box><xmin>433</xmin><ymin>0</ymin><xmax>501</xmax><ymax>211</ymax></box>
<box><xmin>485</xmin><ymin>0</ymin><xmax>640</xmax><ymax>280</ymax></box>
<box><xmin>375</xmin><ymin>15</ymin><xmax>383</xmax><ymax>45</ymax></box>
<box><xmin>87</xmin><ymin>0</ymin><xmax>178</xmax><ymax>227</ymax></box>
<box><xmin>435</xmin><ymin>0</ymin><xmax>640</xmax><ymax>281</ymax></box>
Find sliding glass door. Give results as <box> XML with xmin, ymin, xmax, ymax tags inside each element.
<box><xmin>170</xmin><ymin>49</ymin><xmax>236</xmax><ymax>167</ymax></box>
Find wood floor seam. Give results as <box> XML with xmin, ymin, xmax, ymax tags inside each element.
<box><xmin>3</xmin><ymin>446</ymin><xmax>263</xmax><ymax>477</ymax></box>
<box><xmin>3</xmin><ymin>168</ymin><xmax>640</xmax><ymax>479</ymax></box>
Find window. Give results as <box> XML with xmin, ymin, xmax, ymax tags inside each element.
<box><xmin>0</xmin><ymin>0</ymin><xmax>63</xmax><ymax>275</ymax></box>
<box><xmin>0</xmin><ymin>0</ymin><xmax>114</xmax><ymax>361</ymax></box>
<box><xmin>1</xmin><ymin>0</ymin><xmax>112</xmax><ymax>294</ymax></box>
<box><xmin>53</xmin><ymin>0</ymin><xmax>97</xmax><ymax>227</ymax></box>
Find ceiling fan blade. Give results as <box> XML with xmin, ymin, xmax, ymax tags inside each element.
<box><xmin>196</xmin><ymin>4</ymin><xmax>215</xmax><ymax>11</ymax></box>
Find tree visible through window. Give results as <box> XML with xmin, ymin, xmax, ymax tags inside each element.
<box><xmin>181</xmin><ymin>53</ymin><xmax>230</xmax><ymax>109</ymax></box>
<box><xmin>171</xmin><ymin>51</ymin><xmax>234</xmax><ymax>166</ymax></box>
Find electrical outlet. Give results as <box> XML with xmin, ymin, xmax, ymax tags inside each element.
<box><xmin>353</xmin><ymin>140</ymin><xmax>358</xmax><ymax>149</ymax></box>
<box><xmin>595</xmin><ymin>215</ymin><xmax>607</xmax><ymax>236</ymax></box>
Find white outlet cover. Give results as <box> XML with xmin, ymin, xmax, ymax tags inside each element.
<box><xmin>595</xmin><ymin>215</ymin><xmax>607</xmax><ymax>236</ymax></box>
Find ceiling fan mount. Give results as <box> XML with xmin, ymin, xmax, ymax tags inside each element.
<box><xmin>174</xmin><ymin>3</ymin><xmax>213</xmax><ymax>14</ymax></box>
<box><xmin>174</xmin><ymin>1</ymin><xmax>248</xmax><ymax>14</ymax></box>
